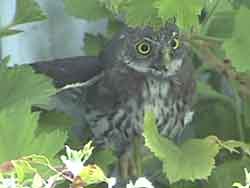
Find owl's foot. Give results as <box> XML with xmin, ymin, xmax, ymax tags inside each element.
<box><xmin>119</xmin><ymin>136</ymin><xmax>143</xmax><ymax>178</ymax></box>
<box><xmin>119</xmin><ymin>151</ymin><xmax>137</xmax><ymax>178</ymax></box>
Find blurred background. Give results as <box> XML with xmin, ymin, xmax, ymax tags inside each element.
<box><xmin>0</xmin><ymin>0</ymin><xmax>107</xmax><ymax>65</ymax></box>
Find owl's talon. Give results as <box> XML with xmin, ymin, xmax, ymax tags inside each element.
<box><xmin>119</xmin><ymin>152</ymin><xmax>129</xmax><ymax>178</ymax></box>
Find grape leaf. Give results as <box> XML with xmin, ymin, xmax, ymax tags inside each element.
<box><xmin>223</xmin><ymin>7</ymin><xmax>250</xmax><ymax>72</ymax></box>
<box><xmin>26</xmin><ymin>130</ymin><xmax>67</xmax><ymax>159</ymax></box>
<box><xmin>0</xmin><ymin>103</ymin><xmax>67</xmax><ymax>163</ymax></box>
<box><xmin>154</xmin><ymin>0</ymin><xmax>204</xmax><ymax>29</ymax></box>
<box><xmin>143</xmin><ymin>111</ymin><xmax>220</xmax><ymax>183</ymax></box>
<box><xmin>205</xmin><ymin>11</ymin><xmax>236</xmax><ymax>39</ymax></box>
<box><xmin>193</xmin><ymin>82</ymin><xmax>241</xmax><ymax>140</ymax></box>
<box><xmin>92</xmin><ymin>149</ymin><xmax>117</xmax><ymax>173</ymax></box>
<box><xmin>13</xmin><ymin>0</ymin><xmax>47</xmax><ymax>25</ymax></box>
<box><xmin>242</xmin><ymin>95</ymin><xmax>250</xmax><ymax>128</ymax></box>
<box><xmin>205</xmin><ymin>158</ymin><xmax>250</xmax><ymax>188</ymax></box>
<box><xmin>221</xmin><ymin>140</ymin><xmax>250</xmax><ymax>156</ymax></box>
<box><xmin>98</xmin><ymin>0</ymin><xmax>125</xmax><ymax>14</ymax></box>
<box><xmin>0</xmin><ymin>62</ymin><xmax>56</xmax><ymax>110</ymax></box>
<box><xmin>106</xmin><ymin>18</ymin><xmax>124</xmax><ymax>38</ymax></box>
<box><xmin>232</xmin><ymin>0</ymin><xmax>250</xmax><ymax>9</ymax></box>
<box><xmin>83</xmin><ymin>33</ymin><xmax>108</xmax><ymax>56</ymax></box>
<box><xmin>64</xmin><ymin>0</ymin><xmax>110</xmax><ymax>21</ymax></box>
<box><xmin>121</xmin><ymin>0</ymin><xmax>162</xmax><ymax>27</ymax></box>
<box><xmin>0</xmin><ymin>29</ymin><xmax>23</xmax><ymax>38</ymax></box>
<box><xmin>37</xmin><ymin>111</ymin><xmax>74</xmax><ymax>133</ymax></box>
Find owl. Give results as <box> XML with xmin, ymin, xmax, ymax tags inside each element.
<box><xmin>31</xmin><ymin>23</ymin><xmax>195</xmax><ymax>178</ymax></box>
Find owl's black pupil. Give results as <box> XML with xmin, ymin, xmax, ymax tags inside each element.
<box><xmin>141</xmin><ymin>44</ymin><xmax>149</xmax><ymax>51</ymax></box>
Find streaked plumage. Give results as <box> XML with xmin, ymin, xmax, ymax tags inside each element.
<box><xmin>31</xmin><ymin>23</ymin><xmax>196</xmax><ymax>177</ymax></box>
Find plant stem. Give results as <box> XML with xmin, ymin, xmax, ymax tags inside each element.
<box><xmin>190</xmin><ymin>34</ymin><xmax>224</xmax><ymax>44</ymax></box>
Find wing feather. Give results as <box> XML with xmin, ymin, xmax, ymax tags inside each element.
<box><xmin>30</xmin><ymin>56</ymin><xmax>104</xmax><ymax>88</ymax></box>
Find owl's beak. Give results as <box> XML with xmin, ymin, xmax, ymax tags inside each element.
<box><xmin>162</xmin><ymin>47</ymin><xmax>172</xmax><ymax>65</ymax></box>
<box><xmin>150</xmin><ymin>47</ymin><xmax>171</xmax><ymax>72</ymax></box>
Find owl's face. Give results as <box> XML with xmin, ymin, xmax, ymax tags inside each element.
<box><xmin>108</xmin><ymin>23</ymin><xmax>187</xmax><ymax>79</ymax></box>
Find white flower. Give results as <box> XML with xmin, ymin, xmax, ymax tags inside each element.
<box><xmin>233</xmin><ymin>168</ymin><xmax>250</xmax><ymax>188</ymax></box>
<box><xmin>245</xmin><ymin>168</ymin><xmax>250</xmax><ymax>185</ymax></box>
<box><xmin>126</xmin><ymin>177</ymin><xmax>154</xmax><ymax>188</ymax></box>
<box><xmin>106</xmin><ymin>177</ymin><xmax>117</xmax><ymax>188</ymax></box>
<box><xmin>0</xmin><ymin>176</ymin><xmax>16</xmax><ymax>188</ymax></box>
<box><xmin>61</xmin><ymin>155</ymin><xmax>84</xmax><ymax>177</ymax></box>
<box><xmin>60</xmin><ymin>142</ymin><xmax>94</xmax><ymax>177</ymax></box>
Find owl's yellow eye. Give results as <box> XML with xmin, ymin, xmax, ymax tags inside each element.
<box><xmin>170</xmin><ymin>38</ymin><xmax>180</xmax><ymax>50</ymax></box>
<box><xmin>136</xmin><ymin>41</ymin><xmax>152</xmax><ymax>55</ymax></box>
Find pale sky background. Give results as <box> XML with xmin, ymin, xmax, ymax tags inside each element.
<box><xmin>0</xmin><ymin>0</ymin><xmax>107</xmax><ymax>65</ymax></box>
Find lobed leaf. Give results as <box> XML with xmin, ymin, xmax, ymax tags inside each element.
<box><xmin>13</xmin><ymin>0</ymin><xmax>47</xmax><ymax>25</ymax></box>
<box><xmin>83</xmin><ymin>33</ymin><xmax>108</xmax><ymax>56</ymax></box>
<box><xmin>223</xmin><ymin>7</ymin><xmax>250</xmax><ymax>72</ymax></box>
<box><xmin>0</xmin><ymin>29</ymin><xmax>23</xmax><ymax>38</ymax></box>
<box><xmin>154</xmin><ymin>0</ymin><xmax>204</xmax><ymax>29</ymax></box>
<box><xmin>143</xmin><ymin>111</ymin><xmax>220</xmax><ymax>183</ymax></box>
<box><xmin>122</xmin><ymin>0</ymin><xmax>162</xmax><ymax>27</ymax></box>
<box><xmin>64</xmin><ymin>0</ymin><xmax>110</xmax><ymax>21</ymax></box>
<box><xmin>0</xmin><ymin>61</ymin><xmax>56</xmax><ymax>110</ymax></box>
<box><xmin>205</xmin><ymin>158</ymin><xmax>250</xmax><ymax>188</ymax></box>
<box><xmin>0</xmin><ymin>104</ymin><xmax>67</xmax><ymax>163</ymax></box>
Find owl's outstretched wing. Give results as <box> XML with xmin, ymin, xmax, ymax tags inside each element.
<box><xmin>30</xmin><ymin>56</ymin><xmax>105</xmax><ymax>88</ymax></box>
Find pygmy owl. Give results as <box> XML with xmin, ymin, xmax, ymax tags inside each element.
<box><xmin>31</xmin><ymin>23</ymin><xmax>196</xmax><ymax>177</ymax></box>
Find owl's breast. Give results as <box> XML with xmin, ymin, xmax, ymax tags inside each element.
<box><xmin>142</xmin><ymin>79</ymin><xmax>183</xmax><ymax>138</ymax></box>
<box><xmin>85</xmin><ymin>73</ymin><xmax>192</xmax><ymax>153</ymax></box>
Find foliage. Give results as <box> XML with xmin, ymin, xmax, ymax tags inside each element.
<box><xmin>0</xmin><ymin>62</ymin><xmax>55</xmax><ymax>110</ymax></box>
<box><xmin>144</xmin><ymin>111</ymin><xmax>250</xmax><ymax>184</ymax></box>
<box><xmin>83</xmin><ymin>33</ymin><xmax>108</xmax><ymax>56</ymax></box>
<box><xmin>64</xmin><ymin>0</ymin><xmax>110</xmax><ymax>21</ymax></box>
<box><xmin>0</xmin><ymin>57</ymin><xmax>68</xmax><ymax>164</ymax></box>
<box><xmin>2</xmin><ymin>0</ymin><xmax>250</xmax><ymax>188</ymax></box>
<box><xmin>13</xmin><ymin>0</ymin><xmax>47</xmax><ymax>25</ymax></box>
<box><xmin>0</xmin><ymin>0</ymin><xmax>47</xmax><ymax>38</ymax></box>
<box><xmin>154</xmin><ymin>0</ymin><xmax>204</xmax><ymax>29</ymax></box>
<box><xmin>0</xmin><ymin>103</ymin><xmax>67</xmax><ymax>163</ymax></box>
<box><xmin>0</xmin><ymin>143</ymin><xmax>116</xmax><ymax>188</ymax></box>
<box><xmin>223</xmin><ymin>7</ymin><xmax>250</xmax><ymax>72</ymax></box>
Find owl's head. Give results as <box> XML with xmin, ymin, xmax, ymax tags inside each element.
<box><xmin>101</xmin><ymin>23</ymin><xmax>188</xmax><ymax>79</ymax></box>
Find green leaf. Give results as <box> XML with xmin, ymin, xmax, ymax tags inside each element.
<box><xmin>0</xmin><ymin>63</ymin><xmax>56</xmax><ymax>110</ymax></box>
<box><xmin>0</xmin><ymin>104</ymin><xmax>67</xmax><ymax>163</ymax></box>
<box><xmin>99</xmin><ymin>0</ymin><xmax>125</xmax><ymax>14</ymax></box>
<box><xmin>83</xmin><ymin>33</ymin><xmax>108</xmax><ymax>56</ymax></box>
<box><xmin>92</xmin><ymin>149</ymin><xmax>117</xmax><ymax>173</ymax></box>
<box><xmin>0</xmin><ymin>28</ymin><xmax>23</xmax><ymax>38</ymax></box>
<box><xmin>143</xmin><ymin>111</ymin><xmax>220</xmax><ymax>183</ymax></box>
<box><xmin>13</xmin><ymin>159</ymin><xmax>36</xmax><ymax>182</ymax></box>
<box><xmin>154</xmin><ymin>0</ymin><xmax>204</xmax><ymax>29</ymax></box>
<box><xmin>64</xmin><ymin>0</ymin><xmax>110</xmax><ymax>21</ymax></box>
<box><xmin>193</xmin><ymin>82</ymin><xmax>241</xmax><ymax>140</ymax></box>
<box><xmin>204</xmin><ymin>11</ymin><xmax>236</xmax><ymax>39</ymax></box>
<box><xmin>223</xmin><ymin>7</ymin><xmax>250</xmax><ymax>72</ymax></box>
<box><xmin>1</xmin><ymin>56</ymin><xmax>11</xmax><ymax>65</ymax></box>
<box><xmin>106</xmin><ymin>18</ymin><xmax>124</xmax><ymax>38</ymax></box>
<box><xmin>205</xmin><ymin>158</ymin><xmax>250</xmax><ymax>188</ymax></box>
<box><xmin>242</xmin><ymin>95</ymin><xmax>250</xmax><ymax>128</ymax></box>
<box><xmin>222</xmin><ymin>140</ymin><xmax>250</xmax><ymax>156</ymax></box>
<box><xmin>122</xmin><ymin>0</ymin><xmax>162</xmax><ymax>27</ymax></box>
<box><xmin>26</xmin><ymin>130</ymin><xmax>67</xmax><ymax>159</ymax></box>
<box><xmin>37</xmin><ymin>111</ymin><xmax>74</xmax><ymax>133</ymax></box>
<box><xmin>13</xmin><ymin>0</ymin><xmax>47</xmax><ymax>25</ymax></box>
<box><xmin>79</xmin><ymin>164</ymin><xmax>106</xmax><ymax>186</ymax></box>
<box><xmin>231</xmin><ymin>0</ymin><xmax>250</xmax><ymax>9</ymax></box>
